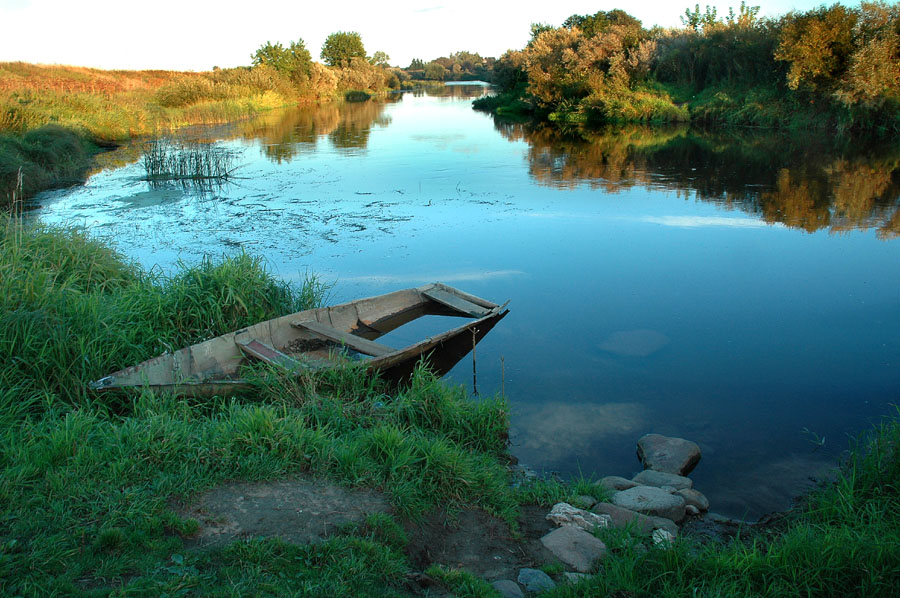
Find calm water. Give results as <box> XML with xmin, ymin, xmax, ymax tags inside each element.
<box><xmin>35</xmin><ymin>84</ymin><xmax>900</xmax><ymax>520</ymax></box>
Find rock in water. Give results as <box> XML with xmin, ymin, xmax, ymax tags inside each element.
<box><xmin>611</xmin><ymin>486</ymin><xmax>687</xmax><ymax>522</ymax></box>
<box><xmin>517</xmin><ymin>568</ymin><xmax>556</xmax><ymax>593</ymax></box>
<box><xmin>637</xmin><ymin>434</ymin><xmax>701</xmax><ymax>475</ymax></box>
<box><xmin>546</xmin><ymin>502</ymin><xmax>611</xmax><ymax>531</ymax></box>
<box><xmin>675</xmin><ymin>488</ymin><xmax>710</xmax><ymax>511</ymax></box>
<box><xmin>540</xmin><ymin>526</ymin><xmax>607</xmax><ymax>573</ymax></box>
<box><xmin>632</xmin><ymin>469</ymin><xmax>693</xmax><ymax>490</ymax></box>
<box><xmin>599</xmin><ymin>329</ymin><xmax>670</xmax><ymax>357</ymax></box>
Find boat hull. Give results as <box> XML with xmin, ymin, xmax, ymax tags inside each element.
<box><xmin>91</xmin><ymin>283</ymin><xmax>508</xmax><ymax>397</ymax></box>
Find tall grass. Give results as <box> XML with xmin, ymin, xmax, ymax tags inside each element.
<box><xmin>0</xmin><ymin>218</ymin><xmax>518</xmax><ymax>595</ymax></box>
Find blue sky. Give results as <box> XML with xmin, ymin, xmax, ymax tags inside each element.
<box><xmin>0</xmin><ymin>0</ymin><xmax>841</xmax><ymax>71</ymax></box>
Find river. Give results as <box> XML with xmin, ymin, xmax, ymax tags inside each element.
<box><xmin>34</xmin><ymin>83</ymin><xmax>900</xmax><ymax>520</ymax></box>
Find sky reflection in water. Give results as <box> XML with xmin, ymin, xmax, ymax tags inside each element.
<box><xmin>36</xmin><ymin>85</ymin><xmax>900</xmax><ymax>520</ymax></box>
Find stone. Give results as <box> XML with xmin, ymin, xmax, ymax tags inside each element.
<box><xmin>597</xmin><ymin>476</ymin><xmax>638</xmax><ymax>492</ymax></box>
<box><xmin>540</xmin><ymin>526</ymin><xmax>607</xmax><ymax>573</ymax></box>
<box><xmin>547</xmin><ymin>502</ymin><xmax>611</xmax><ymax>532</ymax></box>
<box><xmin>652</xmin><ymin>528</ymin><xmax>676</xmax><ymax>547</ymax></box>
<box><xmin>675</xmin><ymin>488</ymin><xmax>710</xmax><ymax>511</ymax></box>
<box><xmin>591</xmin><ymin>502</ymin><xmax>658</xmax><ymax>535</ymax></box>
<box><xmin>491</xmin><ymin>579</ymin><xmax>524</xmax><ymax>598</ymax></box>
<box><xmin>563</xmin><ymin>572</ymin><xmax>591</xmax><ymax>584</ymax></box>
<box><xmin>632</xmin><ymin>470</ymin><xmax>693</xmax><ymax>491</ymax></box>
<box><xmin>517</xmin><ymin>568</ymin><xmax>556</xmax><ymax>593</ymax></box>
<box><xmin>612</xmin><ymin>486</ymin><xmax>687</xmax><ymax>522</ymax></box>
<box><xmin>571</xmin><ymin>494</ymin><xmax>597</xmax><ymax>510</ymax></box>
<box><xmin>637</xmin><ymin>434</ymin><xmax>701</xmax><ymax>475</ymax></box>
<box><xmin>686</xmin><ymin>504</ymin><xmax>700</xmax><ymax>516</ymax></box>
<box><xmin>648</xmin><ymin>516</ymin><xmax>679</xmax><ymax>537</ymax></box>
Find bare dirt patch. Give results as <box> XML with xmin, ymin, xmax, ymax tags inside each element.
<box><xmin>404</xmin><ymin>505</ymin><xmax>557</xmax><ymax>582</ymax></box>
<box><xmin>179</xmin><ymin>477</ymin><xmax>391</xmax><ymax>549</ymax></box>
<box><xmin>178</xmin><ymin>475</ymin><xmax>559</xmax><ymax>586</ymax></box>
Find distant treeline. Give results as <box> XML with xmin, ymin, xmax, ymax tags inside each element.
<box><xmin>476</xmin><ymin>2</ymin><xmax>900</xmax><ymax>135</ymax></box>
<box><xmin>404</xmin><ymin>52</ymin><xmax>496</xmax><ymax>82</ymax></box>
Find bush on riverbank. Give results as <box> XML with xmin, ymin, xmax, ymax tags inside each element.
<box><xmin>482</xmin><ymin>2</ymin><xmax>900</xmax><ymax>135</ymax></box>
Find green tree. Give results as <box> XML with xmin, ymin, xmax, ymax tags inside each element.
<box><xmin>408</xmin><ymin>58</ymin><xmax>425</xmax><ymax>70</ymax></box>
<box><xmin>321</xmin><ymin>31</ymin><xmax>367</xmax><ymax>67</ymax></box>
<box><xmin>251</xmin><ymin>39</ymin><xmax>312</xmax><ymax>83</ymax></box>
<box><xmin>369</xmin><ymin>51</ymin><xmax>391</xmax><ymax>67</ymax></box>
<box><xmin>775</xmin><ymin>4</ymin><xmax>858</xmax><ymax>92</ymax></box>
<box><xmin>423</xmin><ymin>61</ymin><xmax>448</xmax><ymax>80</ymax></box>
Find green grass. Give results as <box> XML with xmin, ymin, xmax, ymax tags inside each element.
<box><xmin>0</xmin><ymin>216</ymin><xmax>518</xmax><ymax>595</ymax></box>
<box><xmin>2</xmin><ymin>216</ymin><xmax>899</xmax><ymax>596</ymax></box>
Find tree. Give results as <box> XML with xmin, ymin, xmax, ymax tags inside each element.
<box><xmin>408</xmin><ymin>58</ymin><xmax>425</xmax><ymax>70</ymax></box>
<box><xmin>423</xmin><ymin>61</ymin><xmax>448</xmax><ymax>80</ymax></box>
<box><xmin>321</xmin><ymin>31</ymin><xmax>366</xmax><ymax>67</ymax></box>
<box><xmin>369</xmin><ymin>51</ymin><xmax>391</xmax><ymax>67</ymax></box>
<box><xmin>251</xmin><ymin>39</ymin><xmax>312</xmax><ymax>82</ymax></box>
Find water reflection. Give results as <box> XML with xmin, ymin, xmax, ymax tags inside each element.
<box><xmin>237</xmin><ymin>98</ymin><xmax>399</xmax><ymax>162</ymax></box>
<box><xmin>33</xmin><ymin>87</ymin><xmax>900</xmax><ymax>521</ymax></box>
<box><xmin>496</xmin><ymin>121</ymin><xmax>900</xmax><ymax>238</ymax></box>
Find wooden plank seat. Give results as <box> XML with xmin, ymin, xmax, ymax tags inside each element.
<box><xmin>237</xmin><ymin>338</ymin><xmax>307</xmax><ymax>372</ymax></box>
<box><xmin>292</xmin><ymin>320</ymin><xmax>393</xmax><ymax>357</ymax></box>
<box><xmin>422</xmin><ymin>287</ymin><xmax>492</xmax><ymax>317</ymax></box>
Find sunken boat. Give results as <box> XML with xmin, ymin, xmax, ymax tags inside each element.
<box><xmin>91</xmin><ymin>282</ymin><xmax>509</xmax><ymax>396</ymax></box>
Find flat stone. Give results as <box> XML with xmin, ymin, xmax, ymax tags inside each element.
<box><xmin>517</xmin><ymin>568</ymin><xmax>556</xmax><ymax>593</ymax></box>
<box><xmin>611</xmin><ymin>486</ymin><xmax>686</xmax><ymax>522</ymax></box>
<box><xmin>547</xmin><ymin>502</ymin><xmax>611</xmax><ymax>532</ymax></box>
<box><xmin>591</xmin><ymin>502</ymin><xmax>657</xmax><ymax>535</ymax></box>
<box><xmin>675</xmin><ymin>488</ymin><xmax>710</xmax><ymax>511</ymax></box>
<box><xmin>540</xmin><ymin>526</ymin><xmax>607</xmax><ymax>573</ymax></box>
<box><xmin>632</xmin><ymin>470</ymin><xmax>693</xmax><ymax>491</ymax></box>
<box><xmin>596</xmin><ymin>476</ymin><xmax>638</xmax><ymax>493</ymax></box>
<box><xmin>637</xmin><ymin>434</ymin><xmax>701</xmax><ymax>475</ymax></box>
<box><xmin>491</xmin><ymin>579</ymin><xmax>524</xmax><ymax>598</ymax></box>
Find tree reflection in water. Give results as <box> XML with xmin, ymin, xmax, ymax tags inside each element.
<box><xmin>493</xmin><ymin>119</ymin><xmax>900</xmax><ymax>239</ymax></box>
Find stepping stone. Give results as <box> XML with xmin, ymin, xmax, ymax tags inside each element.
<box><xmin>612</xmin><ymin>486</ymin><xmax>686</xmax><ymax>522</ymax></box>
<box><xmin>632</xmin><ymin>469</ymin><xmax>693</xmax><ymax>490</ymax></box>
<box><xmin>637</xmin><ymin>434</ymin><xmax>701</xmax><ymax>475</ymax></box>
<box><xmin>540</xmin><ymin>526</ymin><xmax>607</xmax><ymax>573</ymax></box>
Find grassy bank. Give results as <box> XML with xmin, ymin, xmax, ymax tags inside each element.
<box><xmin>0</xmin><ymin>60</ymin><xmax>404</xmax><ymax>208</ymax></box>
<box><xmin>1</xmin><ymin>217</ymin><xmax>898</xmax><ymax>596</ymax></box>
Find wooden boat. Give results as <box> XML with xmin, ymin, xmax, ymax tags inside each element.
<box><xmin>91</xmin><ymin>282</ymin><xmax>509</xmax><ymax>396</ymax></box>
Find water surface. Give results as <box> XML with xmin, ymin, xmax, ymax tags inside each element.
<box><xmin>36</xmin><ymin>85</ymin><xmax>900</xmax><ymax>520</ymax></box>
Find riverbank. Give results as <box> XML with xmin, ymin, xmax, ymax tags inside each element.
<box><xmin>1</xmin><ymin>217</ymin><xmax>898</xmax><ymax>595</ymax></box>
<box><xmin>479</xmin><ymin>3</ymin><xmax>900</xmax><ymax>136</ymax></box>
<box><xmin>0</xmin><ymin>61</ymin><xmax>412</xmax><ymax>207</ymax></box>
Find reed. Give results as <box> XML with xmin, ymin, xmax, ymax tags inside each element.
<box><xmin>141</xmin><ymin>138</ymin><xmax>238</xmax><ymax>194</ymax></box>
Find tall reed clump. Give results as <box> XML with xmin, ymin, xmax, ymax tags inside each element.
<box><xmin>0</xmin><ymin>217</ymin><xmax>328</xmax><ymax>413</ymax></box>
<box><xmin>142</xmin><ymin>138</ymin><xmax>238</xmax><ymax>189</ymax></box>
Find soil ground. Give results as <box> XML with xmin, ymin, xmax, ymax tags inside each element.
<box><xmin>178</xmin><ymin>474</ymin><xmax>768</xmax><ymax>593</ymax></box>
